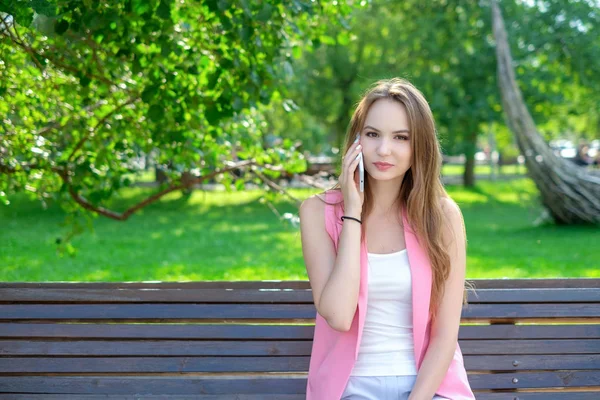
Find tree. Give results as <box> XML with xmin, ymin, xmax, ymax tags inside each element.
<box><xmin>272</xmin><ymin>0</ymin><xmax>600</xmax><ymax>187</ymax></box>
<box><xmin>492</xmin><ymin>0</ymin><xmax>600</xmax><ymax>224</ymax></box>
<box><xmin>0</xmin><ymin>0</ymin><xmax>352</xmax><ymax>244</ymax></box>
<box><xmin>272</xmin><ymin>0</ymin><xmax>502</xmax><ymax>186</ymax></box>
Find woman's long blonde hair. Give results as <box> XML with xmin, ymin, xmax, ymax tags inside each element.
<box><xmin>320</xmin><ymin>77</ymin><xmax>472</xmax><ymax>320</ymax></box>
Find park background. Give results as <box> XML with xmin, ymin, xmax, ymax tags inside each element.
<box><xmin>1</xmin><ymin>0</ymin><xmax>599</xmax><ymax>282</ymax></box>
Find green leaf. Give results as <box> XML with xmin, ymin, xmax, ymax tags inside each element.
<box><xmin>79</xmin><ymin>74</ymin><xmax>91</xmax><ymax>87</ymax></box>
<box><xmin>54</xmin><ymin>19</ymin><xmax>69</xmax><ymax>35</ymax></box>
<box><xmin>156</xmin><ymin>0</ymin><xmax>172</xmax><ymax>20</ymax></box>
<box><xmin>1</xmin><ymin>6</ymin><xmax>33</xmax><ymax>27</ymax></box>
<box><xmin>319</xmin><ymin>35</ymin><xmax>336</xmax><ymax>45</ymax></box>
<box><xmin>148</xmin><ymin>104</ymin><xmax>164</xmax><ymax>122</ymax></box>
<box><xmin>30</xmin><ymin>0</ymin><xmax>56</xmax><ymax>17</ymax></box>
<box><xmin>292</xmin><ymin>46</ymin><xmax>302</xmax><ymax>59</ymax></box>
<box><xmin>234</xmin><ymin>178</ymin><xmax>245</xmax><ymax>191</ymax></box>
<box><xmin>141</xmin><ymin>84</ymin><xmax>159</xmax><ymax>103</ymax></box>
<box><xmin>336</xmin><ymin>31</ymin><xmax>350</xmax><ymax>46</ymax></box>
<box><xmin>256</xmin><ymin>4</ymin><xmax>273</xmax><ymax>22</ymax></box>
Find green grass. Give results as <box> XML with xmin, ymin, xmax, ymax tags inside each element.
<box><xmin>441</xmin><ymin>163</ymin><xmax>525</xmax><ymax>176</ymax></box>
<box><xmin>1</xmin><ymin>178</ymin><xmax>598</xmax><ymax>282</ymax></box>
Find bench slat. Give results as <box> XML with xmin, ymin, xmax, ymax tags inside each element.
<box><xmin>463</xmin><ymin>354</ymin><xmax>600</xmax><ymax>370</ymax></box>
<box><xmin>0</xmin><ymin>282</ymin><xmax>314</xmax><ymax>290</ymax></box>
<box><xmin>0</xmin><ymin>373</ymin><xmax>598</xmax><ymax>393</ymax></box>
<box><xmin>468</xmin><ymin>288</ymin><xmax>600</xmax><ymax>303</ymax></box>
<box><xmin>0</xmin><ymin>395</ymin><xmax>598</xmax><ymax>400</ymax></box>
<box><xmin>476</xmin><ymin>394</ymin><xmax>600</xmax><ymax>400</ymax></box>
<box><xmin>461</xmin><ymin>304</ymin><xmax>600</xmax><ymax>320</ymax></box>
<box><xmin>1</xmin><ymin>278</ymin><xmax>598</xmax><ymax>289</ymax></box>
<box><xmin>0</xmin><ymin>396</ymin><xmax>306</xmax><ymax>400</ymax></box>
<box><xmin>1</xmin><ymin>288</ymin><xmax>599</xmax><ymax>303</ymax></box>
<box><xmin>461</xmin><ymin>339</ymin><xmax>600</xmax><ymax>355</ymax></box>
<box><xmin>0</xmin><ymin>323</ymin><xmax>316</xmax><ymax>339</ymax></box>
<box><xmin>0</xmin><ymin>289</ymin><xmax>314</xmax><ymax>303</ymax></box>
<box><xmin>0</xmin><ymin>304</ymin><xmax>317</xmax><ymax>320</ymax></box>
<box><xmin>0</xmin><ymin>340</ymin><xmax>313</xmax><ymax>356</ymax></box>
<box><xmin>3</xmin><ymin>354</ymin><xmax>599</xmax><ymax>373</ymax></box>
<box><xmin>1</xmin><ymin>323</ymin><xmax>598</xmax><ymax>340</ymax></box>
<box><xmin>469</xmin><ymin>371</ymin><xmax>600</xmax><ymax>389</ymax></box>
<box><xmin>0</xmin><ymin>377</ymin><xmax>307</xmax><ymax>394</ymax></box>
<box><xmin>0</xmin><ymin>357</ymin><xmax>311</xmax><ymax>373</ymax></box>
<box><xmin>2</xmin><ymin>339</ymin><xmax>598</xmax><ymax>356</ymax></box>
<box><xmin>2</xmin><ymin>303</ymin><xmax>599</xmax><ymax>321</ymax></box>
<box><xmin>459</xmin><ymin>324</ymin><xmax>600</xmax><ymax>339</ymax></box>
<box><xmin>469</xmin><ymin>279</ymin><xmax>600</xmax><ymax>289</ymax></box>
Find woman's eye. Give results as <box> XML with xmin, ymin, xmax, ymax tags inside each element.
<box><xmin>365</xmin><ymin>132</ymin><xmax>408</xmax><ymax>140</ymax></box>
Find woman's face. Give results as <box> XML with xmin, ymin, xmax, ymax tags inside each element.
<box><xmin>359</xmin><ymin>98</ymin><xmax>412</xmax><ymax>182</ymax></box>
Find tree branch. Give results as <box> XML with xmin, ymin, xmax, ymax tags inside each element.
<box><xmin>251</xmin><ymin>168</ymin><xmax>301</xmax><ymax>207</ymax></box>
<box><xmin>1</xmin><ymin>21</ymin><xmax>45</xmax><ymax>70</ymax></box>
<box><xmin>67</xmin><ymin>97</ymin><xmax>138</xmax><ymax>163</ymax></box>
<box><xmin>37</xmin><ymin>100</ymin><xmax>110</xmax><ymax>138</ymax></box>
<box><xmin>0</xmin><ymin>163</ymin><xmax>63</xmax><ymax>174</ymax></box>
<box><xmin>57</xmin><ymin>159</ymin><xmax>258</xmax><ymax>221</ymax></box>
<box><xmin>296</xmin><ymin>173</ymin><xmax>332</xmax><ymax>190</ymax></box>
<box><xmin>4</xmin><ymin>26</ymin><xmax>115</xmax><ymax>87</ymax></box>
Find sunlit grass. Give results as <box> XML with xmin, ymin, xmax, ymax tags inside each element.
<box><xmin>442</xmin><ymin>163</ymin><xmax>525</xmax><ymax>176</ymax></box>
<box><xmin>1</xmin><ymin>178</ymin><xmax>597</xmax><ymax>281</ymax></box>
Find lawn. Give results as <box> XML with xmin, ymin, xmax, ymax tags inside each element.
<box><xmin>442</xmin><ymin>163</ymin><xmax>525</xmax><ymax>177</ymax></box>
<box><xmin>1</xmin><ymin>178</ymin><xmax>597</xmax><ymax>281</ymax></box>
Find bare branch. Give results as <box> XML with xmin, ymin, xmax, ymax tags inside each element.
<box><xmin>251</xmin><ymin>168</ymin><xmax>301</xmax><ymax>207</ymax></box>
<box><xmin>296</xmin><ymin>174</ymin><xmax>332</xmax><ymax>190</ymax></box>
<box><xmin>56</xmin><ymin>159</ymin><xmax>258</xmax><ymax>221</ymax></box>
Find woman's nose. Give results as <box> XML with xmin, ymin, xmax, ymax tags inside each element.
<box><xmin>376</xmin><ymin>140</ymin><xmax>392</xmax><ymax>156</ymax></box>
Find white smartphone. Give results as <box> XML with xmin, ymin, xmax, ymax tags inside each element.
<box><xmin>356</xmin><ymin>133</ymin><xmax>364</xmax><ymax>192</ymax></box>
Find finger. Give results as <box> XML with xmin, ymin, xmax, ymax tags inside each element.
<box><xmin>345</xmin><ymin>141</ymin><xmax>361</xmax><ymax>157</ymax></box>
<box><xmin>346</xmin><ymin>153</ymin><xmax>361</xmax><ymax>177</ymax></box>
<box><xmin>343</xmin><ymin>144</ymin><xmax>362</xmax><ymax>166</ymax></box>
<box><xmin>341</xmin><ymin>154</ymin><xmax>359</xmax><ymax>185</ymax></box>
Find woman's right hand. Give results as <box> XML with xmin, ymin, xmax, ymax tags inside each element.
<box><xmin>339</xmin><ymin>136</ymin><xmax>365</xmax><ymax>217</ymax></box>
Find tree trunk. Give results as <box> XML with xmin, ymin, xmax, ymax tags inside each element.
<box><xmin>492</xmin><ymin>1</ymin><xmax>600</xmax><ymax>224</ymax></box>
<box><xmin>463</xmin><ymin>132</ymin><xmax>477</xmax><ymax>187</ymax></box>
<box><xmin>335</xmin><ymin>88</ymin><xmax>354</xmax><ymax>152</ymax></box>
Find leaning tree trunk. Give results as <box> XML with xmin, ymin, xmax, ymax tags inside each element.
<box><xmin>492</xmin><ymin>1</ymin><xmax>600</xmax><ymax>224</ymax></box>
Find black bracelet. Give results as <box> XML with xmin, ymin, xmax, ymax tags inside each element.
<box><xmin>341</xmin><ymin>215</ymin><xmax>362</xmax><ymax>225</ymax></box>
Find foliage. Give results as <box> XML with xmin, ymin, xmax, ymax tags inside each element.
<box><xmin>0</xmin><ymin>0</ymin><xmax>353</xmax><ymax>249</ymax></box>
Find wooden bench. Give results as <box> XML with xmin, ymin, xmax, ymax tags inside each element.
<box><xmin>0</xmin><ymin>278</ymin><xmax>599</xmax><ymax>399</ymax></box>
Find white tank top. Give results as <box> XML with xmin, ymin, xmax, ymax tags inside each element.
<box><xmin>350</xmin><ymin>248</ymin><xmax>418</xmax><ymax>376</ymax></box>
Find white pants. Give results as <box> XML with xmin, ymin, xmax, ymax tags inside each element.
<box><xmin>341</xmin><ymin>375</ymin><xmax>449</xmax><ymax>400</ymax></box>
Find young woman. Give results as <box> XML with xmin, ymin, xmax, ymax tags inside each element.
<box><xmin>299</xmin><ymin>78</ymin><xmax>475</xmax><ymax>400</ymax></box>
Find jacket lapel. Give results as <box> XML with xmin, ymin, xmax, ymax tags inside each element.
<box><xmin>402</xmin><ymin>207</ymin><xmax>432</xmax><ymax>369</ymax></box>
<box><xmin>356</xmin><ymin>233</ymin><xmax>369</xmax><ymax>359</ymax></box>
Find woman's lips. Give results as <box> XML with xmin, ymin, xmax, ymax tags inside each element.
<box><xmin>374</xmin><ymin>162</ymin><xmax>394</xmax><ymax>171</ymax></box>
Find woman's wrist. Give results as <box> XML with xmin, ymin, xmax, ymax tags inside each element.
<box><xmin>341</xmin><ymin>215</ymin><xmax>362</xmax><ymax>225</ymax></box>
<box><xmin>344</xmin><ymin>208</ymin><xmax>362</xmax><ymax>219</ymax></box>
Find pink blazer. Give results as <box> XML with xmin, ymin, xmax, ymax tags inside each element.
<box><xmin>306</xmin><ymin>190</ymin><xmax>475</xmax><ymax>400</ymax></box>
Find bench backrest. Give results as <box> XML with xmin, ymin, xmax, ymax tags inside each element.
<box><xmin>1</xmin><ymin>279</ymin><xmax>599</xmax><ymax>399</ymax></box>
